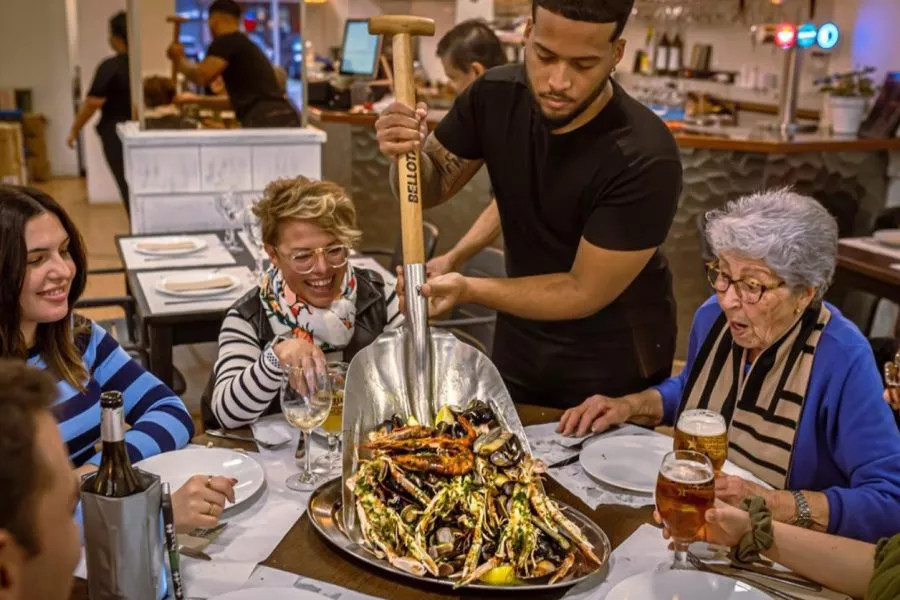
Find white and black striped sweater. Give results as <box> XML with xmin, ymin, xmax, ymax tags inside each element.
<box><xmin>209</xmin><ymin>272</ymin><xmax>401</xmax><ymax>428</ymax></box>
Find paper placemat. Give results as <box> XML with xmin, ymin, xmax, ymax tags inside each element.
<box><xmin>841</xmin><ymin>237</ymin><xmax>900</xmax><ymax>261</ymax></box>
<box><xmin>526</xmin><ymin>422</ymin><xmax>659</xmax><ymax>510</ymax></box>
<box><xmin>136</xmin><ymin>266</ymin><xmax>253</xmax><ymax>315</ymax></box>
<box><xmin>563</xmin><ymin>524</ymin><xmax>850</xmax><ymax>600</ymax></box>
<box><xmin>119</xmin><ymin>233</ymin><xmax>236</xmax><ymax>270</ymax></box>
<box><xmin>242</xmin><ymin>566</ymin><xmax>383</xmax><ymax>600</ymax></box>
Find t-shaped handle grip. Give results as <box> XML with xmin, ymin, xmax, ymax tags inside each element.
<box><xmin>368</xmin><ymin>15</ymin><xmax>435</xmax><ymax>265</ymax></box>
<box><xmin>368</xmin><ymin>15</ymin><xmax>436</xmax><ymax>37</ymax></box>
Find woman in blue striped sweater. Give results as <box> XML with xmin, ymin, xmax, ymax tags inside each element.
<box><xmin>0</xmin><ymin>185</ymin><xmax>234</xmax><ymax>532</ymax></box>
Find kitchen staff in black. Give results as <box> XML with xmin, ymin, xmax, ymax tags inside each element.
<box><xmin>67</xmin><ymin>11</ymin><xmax>131</xmax><ymax>213</ymax></box>
<box><xmin>167</xmin><ymin>0</ymin><xmax>299</xmax><ymax>128</ymax></box>
<box><xmin>377</xmin><ymin>0</ymin><xmax>682</xmax><ymax>409</ymax></box>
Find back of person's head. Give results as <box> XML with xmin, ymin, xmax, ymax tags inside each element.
<box><xmin>109</xmin><ymin>11</ymin><xmax>128</xmax><ymax>45</ymax></box>
<box><xmin>143</xmin><ymin>75</ymin><xmax>177</xmax><ymax>108</ymax></box>
<box><xmin>0</xmin><ymin>186</ymin><xmax>88</xmax><ymax>389</ymax></box>
<box><xmin>532</xmin><ymin>0</ymin><xmax>635</xmax><ymax>40</ymax></box>
<box><xmin>253</xmin><ymin>176</ymin><xmax>362</xmax><ymax>249</ymax></box>
<box><xmin>437</xmin><ymin>20</ymin><xmax>507</xmax><ymax>74</ymax></box>
<box><xmin>0</xmin><ymin>359</ymin><xmax>80</xmax><ymax>600</ymax></box>
<box><xmin>209</xmin><ymin>0</ymin><xmax>242</xmax><ymax>20</ymax></box>
<box><xmin>273</xmin><ymin>65</ymin><xmax>288</xmax><ymax>95</ymax></box>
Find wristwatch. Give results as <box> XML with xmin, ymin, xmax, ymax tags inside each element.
<box><xmin>263</xmin><ymin>335</ymin><xmax>289</xmax><ymax>372</ymax></box>
<box><xmin>788</xmin><ymin>490</ymin><xmax>812</xmax><ymax>528</ymax></box>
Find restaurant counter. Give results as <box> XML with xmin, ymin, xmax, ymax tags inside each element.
<box><xmin>310</xmin><ymin>107</ymin><xmax>900</xmax><ymax>355</ymax></box>
<box><xmin>118</xmin><ymin>121</ymin><xmax>327</xmax><ymax>234</ymax></box>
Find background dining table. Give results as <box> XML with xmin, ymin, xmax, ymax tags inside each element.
<box><xmin>68</xmin><ymin>404</ymin><xmax>655</xmax><ymax>600</ymax></box>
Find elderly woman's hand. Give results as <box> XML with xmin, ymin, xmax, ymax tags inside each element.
<box><xmin>172</xmin><ymin>475</ymin><xmax>237</xmax><ymax>534</ymax></box>
<box><xmin>884</xmin><ymin>388</ymin><xmax>900</xmax><ymax>413</ymax></box>
<box><xmin>654</xmin><ymin>500</ymin><xmax>752</xmax><ymax>548</ymax></box>
<box><xmin>714</xmin><ymin>474</ymin><xmax>796</xmax><ymax>520</ymax></box>
<box><xmin>557</xmin><ymin>394</ymin><xmax>633</xmax><ymax>437</ymax></box>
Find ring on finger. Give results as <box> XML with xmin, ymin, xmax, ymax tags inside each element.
<box><xmin>206</xmin><ymin>501</ymin><xmax>216</xmax><ymax>516</ymax></box>
<box><xmin>206</xmin><ymin>475</ymin><xmax>213</xmax><ymax>488</ymax></box>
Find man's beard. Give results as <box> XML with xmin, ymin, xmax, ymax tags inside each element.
<box><xmin>527</xmin><ymin>73</ymin><xmax>611</xmax><ymax>130</ymax></box>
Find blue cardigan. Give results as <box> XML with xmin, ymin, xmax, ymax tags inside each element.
<box><xmin>653</xmin><ymin>297</ymin><xmax>900</xmax><ymax>543</ymax></box>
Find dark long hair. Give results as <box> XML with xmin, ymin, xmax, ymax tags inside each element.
<box><xmin>0</xmin><ymin>185</ymin><xmax>89</xmax><ymax>389</ymax></box>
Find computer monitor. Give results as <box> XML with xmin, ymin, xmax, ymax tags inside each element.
<box><xmin>339</xmin><ymin>19</ymin><xmax>382</xmax><ymax>78</ymax></box>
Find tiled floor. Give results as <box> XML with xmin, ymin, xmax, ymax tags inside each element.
<box><xmin>35</xmin><ymin>177</ymin><xmax>215</xmax><ymax>431</ymax></box>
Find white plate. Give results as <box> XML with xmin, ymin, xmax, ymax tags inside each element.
<box><xmin>874</xmin><ymin>229</ymin><xmax>900</xmax><ymax>247</ymax></box>
<box><xmin>210</xmin><ymin>590</ymin><xmax>328</xmax><ymax>600</ymax></box>
<box><xmin>135</xmin><ymin>447</ymin><xmax>265</xmax><ymax>510</ymax></box>
<box><xmin>606</xmin><ymin>569</ymin><xmax>770</xmax><ymax>600</ymax></box>
<box><xmin>154</xmin><ymin>272</ymin><xmax>241</xmax><ymax>298</ymax></box>
<box><xmin>132</xmin><ymin>235</ymin><xmax>207</xmax><ymax>256</ymax></box>
<box><xmin>579</xmin><ymin>434</ymin><xmax>773</xmax><ymax>494</ymax></box>
<box><xmin>580</xmin><ymin>434</ymin><xmax>671</xmax><ymax>494</ymax></box>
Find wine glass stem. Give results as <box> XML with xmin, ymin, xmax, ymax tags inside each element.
<box><xmin>302</xmin><ymin>431</ymin><xmax>313</xmax><ymax>477</ymax></box>
<box><xmin>672</xmin><ymin>541</ymin><xmax>690</xmax><ymax>570</ymax></box>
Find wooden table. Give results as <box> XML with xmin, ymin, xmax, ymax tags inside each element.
<box><xmin>835</xmin><ymin>241</ymin><xmax>900</xmax><ymax>307</ymax></box>
<box><xmin>70</xmin><ymin>404</ymin><xmax>655</xmax><ymax>600</ymax></box>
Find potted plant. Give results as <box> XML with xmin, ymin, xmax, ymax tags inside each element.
<box><xmin>818</xmin><ymin>67</ymin><xmax>877</xmax><ymax>135</ymax></box>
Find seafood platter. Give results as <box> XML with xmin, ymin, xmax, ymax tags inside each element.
<box><xmin>307</xmin><ymin>330</ymin><xmax>611</xmax><ymax>591</ymax></box>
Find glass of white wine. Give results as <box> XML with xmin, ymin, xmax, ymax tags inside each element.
<box><xmin>280</xmin><ymin>365</ymin><xmax>333</xmax><ymax>492</ymax></box>
<box><xmin>312</xmin><ymin>362</ymin><xmax>347</xmax><ymax>475</ymax></box>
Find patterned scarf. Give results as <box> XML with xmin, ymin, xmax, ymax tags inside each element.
<box><xmin>679</xmin><ymin>303</ymin><xmax>832</xmax><ymax>489</ymax></box>
<box><xmin>259</xmin><ymin>264</ymin><xmax>358</xmax><ymax>353</ymax></box>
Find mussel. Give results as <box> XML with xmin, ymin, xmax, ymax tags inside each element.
<box><xmin>374</xmin><ymin>414</ymin><xmax>406</xmax><ymax>435</ymax></box>
<box><xmin>475</xmin><ymin>427</ymin><xmax>524</xmax><ymax>467</ymax></box>
<box><xmin>460</xmin><ymin>399</ymin><xmax>496</xmax><ymax>427</ymax></box>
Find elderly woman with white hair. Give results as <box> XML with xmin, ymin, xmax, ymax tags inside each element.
<box><xmin>559</xmin><ymin>188</ymin><xmax>900</xmax><ymax>543</ymax></box>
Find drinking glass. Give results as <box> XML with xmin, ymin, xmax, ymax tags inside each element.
<box><xmin>655</xmin><ymin>450</ymin><xmax>715</xmax><ymax>570</ymax></box>
<box><xmin>214</xmin><ymin>191</ymin><xmax>243</xmax><ymax>253</ymax></box>
<box><xmin>280</xmin><ymin>366</ymin><xmax>333</xmax><ymax>491</ymax></box>
<box><xmin>312</xmin><ymin>362</ymin><xmax>347</xmax><ymax>475</ymax></box>
<box><xmin>674</xmin><ymin>409</ymin><xmax>728</xmax><ymax>475</ymax></box>
<box><xmin>242</xmin><ymin>206</ymin><xmax>266</xmax><ymax>282</ymax></box>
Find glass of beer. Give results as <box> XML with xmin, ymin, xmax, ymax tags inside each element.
<box><xmin>655</xmin><ymin>450</ymin><xmax>715</xmax><ymax>570</ymax></box>
<box><xmin>674</xmin><ymin>409</ymin><xmax>728</xmax><ymax>475</ymax></box>
<box><xmin>313</xmin><ymin>362</ymin><xmax>347</xmax><ymax>475</ymax></box>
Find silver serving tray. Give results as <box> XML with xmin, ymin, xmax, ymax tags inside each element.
<box><xmin>308</xmin><ymin>477</ymin><xmax>612</xmax><ymax>592</ymax></box>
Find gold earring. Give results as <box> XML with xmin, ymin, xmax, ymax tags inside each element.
<box><xmin>794</xmin><ymin>306</ymin><xmax>801</xmax><ymax>316</ymax></box>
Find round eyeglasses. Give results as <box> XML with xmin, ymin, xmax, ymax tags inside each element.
<box><xmin>706</xmin><ymin>261</ymin><xmax>784</xmax><ymax>305</ymax></box>
<box><xmin>283</xmin><ymin>244</ymin><xmax>350</xmax><ymax>275</ymax></box>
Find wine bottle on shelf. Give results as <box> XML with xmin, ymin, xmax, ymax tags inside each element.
<box><xmin>654</xmin><ymin>33</ymin><xmax>670</xmax><ymax>76</ymax></box>
<box><xmin>668</xmin><ymin>33</ymin><xmax>683</xmax><ymax>76</ymax></box>
<box><xmin>89</xmin><ymin>391</ymin><xmax>144</xmax><ymax>497</ymax></box>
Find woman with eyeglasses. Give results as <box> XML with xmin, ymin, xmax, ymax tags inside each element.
<box><xmin>203</xmin><ymin>176</ymin><xmax>402</xmax><ymax>429</ymax></box>
<box><xmin>558</xmin><ymin>188</ymin><xmax>900</xmax><ymax>543</ymax></box>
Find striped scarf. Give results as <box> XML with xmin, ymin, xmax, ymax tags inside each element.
<box><xmin>678</xmin><ymin>303</ymin><xmax>832</xmax><ymax>489</ymax></box>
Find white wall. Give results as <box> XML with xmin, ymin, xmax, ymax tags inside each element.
<box><xmin>0</xmin><ymin>0</ymin><xmax>79</xmax><ymax>177</ymax></box>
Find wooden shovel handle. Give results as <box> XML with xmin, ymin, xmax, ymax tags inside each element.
<box><xmin>391</xmin><ymin>33</ymin><xmax>425</xmax><ymax>265</ymax></box>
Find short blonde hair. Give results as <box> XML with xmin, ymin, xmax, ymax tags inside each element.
<box><xmin>253</xmin><ymin>176</ymin><xmax>362</xmax><ymax>248</ymax></box>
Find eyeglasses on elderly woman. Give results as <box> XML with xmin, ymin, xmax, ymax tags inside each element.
<box><xmin>706</xmin><ymin>260</ymin><xmax>785</xmax><ymax>305</ymax></box>
<box><xmin>279</xmin><ymin>244</ymin><xmax>350</xmax><ymax>275</ymax></box>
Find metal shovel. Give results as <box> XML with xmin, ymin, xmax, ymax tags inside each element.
<box><xmin>339</xmin><ymin>15</ymin><xmax>530</xmax><ymax>541</ymax></box>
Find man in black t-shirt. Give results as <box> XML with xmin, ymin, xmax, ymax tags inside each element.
<box><xmin>67</xmin><ymin>12</ymin><xmax>131</xmax><ymax>212</ymax></box>
<box><xmin>376</xmin><ymin>0</ymin><xmax>682</xmax><ymax>409</ymax></box>
<box><xmin>167</xmin><ymin>0</ymin><xmax>298</xmax><ymax>128</ymax></box>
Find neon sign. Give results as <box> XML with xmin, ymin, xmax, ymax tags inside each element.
<box><xmin>770</xmin><ymin>21</ymin><xmax>841</xmax><ymax>50</ymax></box>
<box><xmin>817</xmin><ymin>22</ymin><xmax>840</xmax><ymax>50</ymax></box>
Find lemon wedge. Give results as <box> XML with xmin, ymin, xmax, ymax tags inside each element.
<box><xmin>479</xmin><ymin>564</ymin><xmax>519</xmax><ymax>585</ymax></box>
<box><xmin>435</xmin><ymin>405</ymin><xmax>455</xmax><ymax>427</ymax></box>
